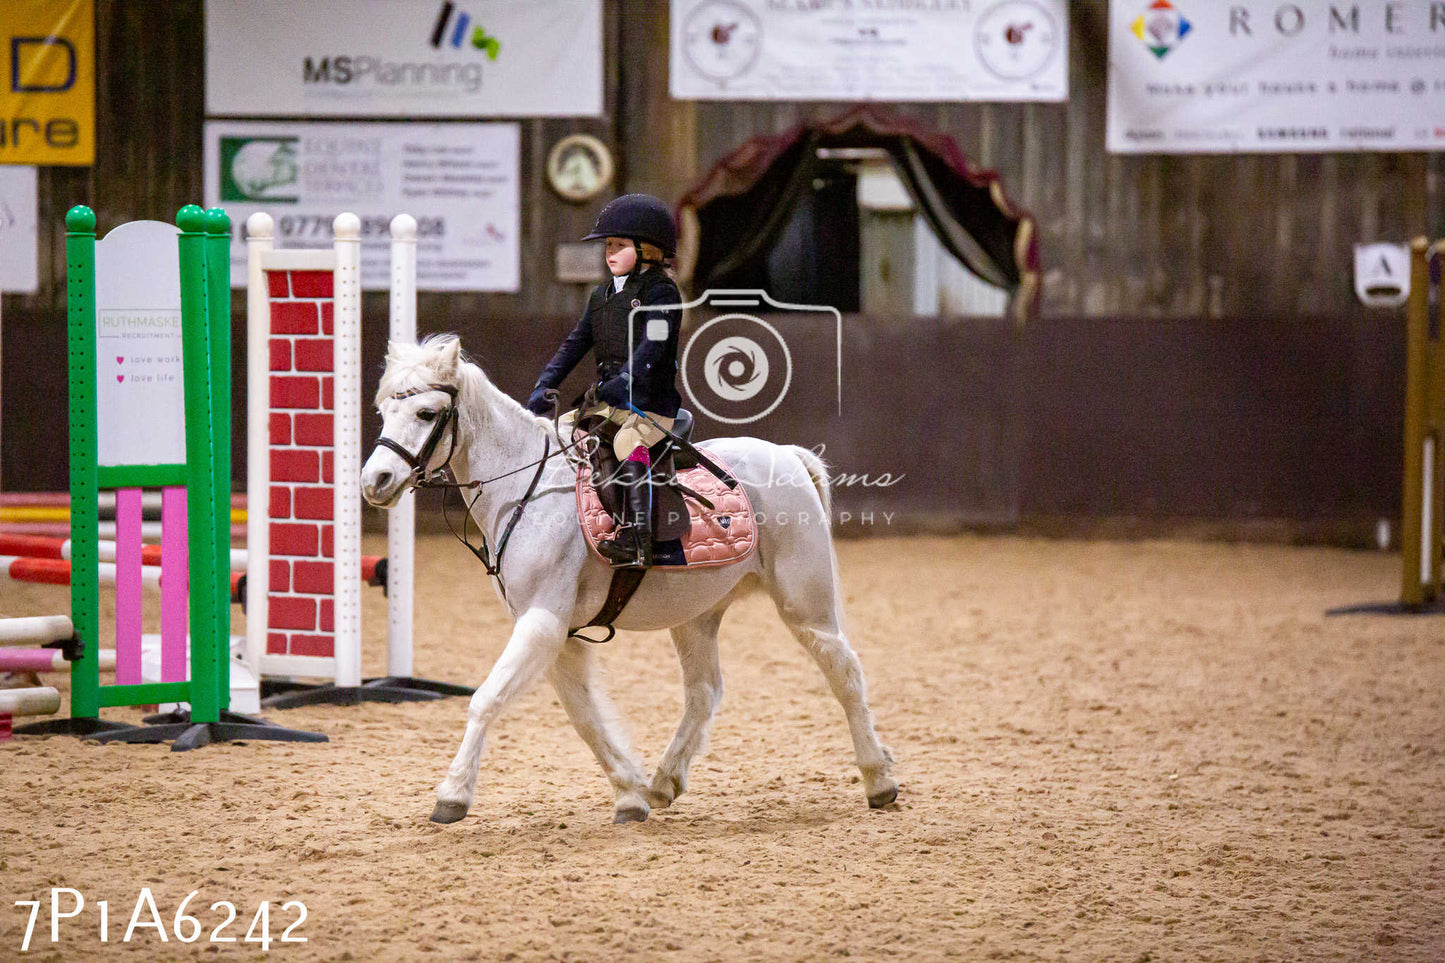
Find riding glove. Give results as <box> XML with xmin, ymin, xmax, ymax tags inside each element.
<box><xmin>598</xmin><ymin>373</ymin><xmax>632</xmax><ymax>409</ymax></box>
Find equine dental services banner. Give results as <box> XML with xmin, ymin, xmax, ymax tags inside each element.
<box><xmin>204</xmin><ymin>121</ymin><xmax>520</xmax><ymax>291</ymax></box>
<box><xmin>670</xmin><ymin>0</ymin><xmax>1068</xmax><ymax>102</ymax></box>
<box><xmin>205</xmin><ymin>0</ymin><xmax>602</xmax><ymax>117</ymax></box>
<box><xmin>1109</xmin><ymin>0</ymin><xmax>1445</xmax><ymax>153</ymax></box>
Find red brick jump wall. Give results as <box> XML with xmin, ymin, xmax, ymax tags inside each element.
<box><xmin>265</xmin><ymin>269</ymin><xmax>337</xmax><ymax>660</ymax></box>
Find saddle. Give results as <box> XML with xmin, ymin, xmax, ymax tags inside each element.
<box><xmin>574</xmin><ymin>409</ymin><xmax>756</xmax><ymax>570</ymax></box>
<box><xmin>567</xmin><ymin>411</ymin><xmax>755</xmax><ymax>642</ymax></box>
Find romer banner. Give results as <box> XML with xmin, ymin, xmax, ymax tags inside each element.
<box><xmin>1109</xmin><ymin>0</ymin><xmax>1445</xmax><ymax>153</ymax></box>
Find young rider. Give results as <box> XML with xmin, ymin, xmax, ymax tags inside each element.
<box><xmin>525</xmin><ymin>194</ymin><xmax>683</xmax><ymax>569</ymax></box>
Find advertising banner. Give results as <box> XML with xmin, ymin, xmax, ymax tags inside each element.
<box><xmin>0</xmin><ymin>166</ymin><xmax>38</xmax><ymax>293</ymax></box>
<box><xmin>670</xmin><ymin>0</ymin><xmax>1068</xmax><ymax>102</ymax></box>
<box><xmin>205</xmin><ymin>0</ymin><xmax>602</xmax><ymax>117</ymax></box>
<box><xmin>204</xmin><ymin>121</ymin><xmax>520</xmax><ymax>291</ymax></box>
<box><xmin>95</xmin><ymin>221</ymin><xmax>187</xmax><ymax>467</ymax></box>
<box><xmin>0</xmin><ymin>0</ymin><xmax>94</xmax><ymax>165</ymax></box>
<box><xmin>1109</xmin><ymin>0</ymin><xmax>1445</xmax><ymax>153</ymax></box>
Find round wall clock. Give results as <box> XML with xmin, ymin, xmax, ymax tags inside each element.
<box><xmin>547</xmin><ymin>134</ymin><xmax>615</xmax><ymax>203</ymax></box>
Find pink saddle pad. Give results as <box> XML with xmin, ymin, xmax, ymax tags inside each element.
<box><xmin>576</xmin><ymin>454</ymin><xmax>757</xmax><ymax>568</ymax></box>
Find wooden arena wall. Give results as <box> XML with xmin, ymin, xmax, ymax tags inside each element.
<box><xmin>1</xmin><ymin>0</ymin><xmax>1440</xmax><ymax>539</ymax></box>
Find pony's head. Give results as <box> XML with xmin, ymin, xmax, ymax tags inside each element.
<box><xmin>361</xmin><ymin>335</ymin><xmax>466</xmax><ymax>508</ymax></box>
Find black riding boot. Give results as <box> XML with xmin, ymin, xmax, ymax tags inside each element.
<box><xmin>597</xmin><ymin>460</ymin><xmax>653</xmax><ymax>569</ymax></box>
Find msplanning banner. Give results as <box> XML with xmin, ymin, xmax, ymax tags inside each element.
<box><xmin>1108</xmin><ymin>0</ymin><xmax>1445</xmax><ymax>154</ymax></box>
<box><xmin>205</xmin><ymin>0</ymin><xmax>602</xmax><ymax>117</ymax></box>
<box><xmin>204</xmin><ymin>121</ymin><xmax>520</xmax><ymax>292</ymax></box>
<box><xmin>670</xmin><ymin>0</ymin><xmax>1068</xmax><ymax>102</ymax></box>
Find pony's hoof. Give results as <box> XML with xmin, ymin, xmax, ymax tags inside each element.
<box><xmin>430</xmin><ymin>801</ymin><xmax>470</xmax><ymax>824</ymax></box>
<box><xmin>613</xmin><ymin>805</ymin><xmax>649</xmax><ymax>824</ymax></box>
<box><xmin>645</xmin><ymin>772</ymin><xmax>683</xmax><ymax>810</ymax></box>
<box><xmin>867</xmin><ymin>785</ymin><xmax>899</xmax><ymax>809</ymax></box>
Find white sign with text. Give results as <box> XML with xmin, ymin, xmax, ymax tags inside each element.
<box><xmin>0</xmin><ymin>166</ymin><xmax>38</xmax><ymax>294</ymax></box>
<box><xmin>205</xmin><ymin>0</ymin><xmax>602</xmax><ymax>117</ymax></box>
<box><xmin>95</xmin><ymin>221</ymin><xmax>187</xmax><ymax>468</ymax></box>
<box><xmin>1109</xmin><ymin>0</ymin><xmax>1445</xmax><ymax>153</ymax></box>
<box><xmin>1354</xmin><ymin>243</ymin><xmax>1410</xmax><ymax>308</ymax></box>
<box><xmin>204</xmin><ymin>121</ymin><xmax>520</xmax><ymax>291</ymax></box>
<box><xmin>670</xmin><ymin>0</ymin><xmax>1068</xmax><ymax>102</ymax></box>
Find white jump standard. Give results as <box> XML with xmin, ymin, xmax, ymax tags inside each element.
<box><xmin>243</xmin><ymin>211</ymin><xmax>470</xmax><ymax>707</ymax></box>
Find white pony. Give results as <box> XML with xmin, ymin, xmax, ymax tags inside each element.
<box><xmin>360</xmin><ymin>336</ymin><xmax>895</xmax><ymax>824</ymax></box>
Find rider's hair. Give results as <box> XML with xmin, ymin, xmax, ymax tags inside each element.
<box><xmin>635</xmin><ymin>241</ymin><xmax>680</xmax><ymax>284</ymax></box>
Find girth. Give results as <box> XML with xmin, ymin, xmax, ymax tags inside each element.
<box><xmin>568</xmin><ymin>569</ymin><xmax>647</xmax><ymax>645</ymax></box>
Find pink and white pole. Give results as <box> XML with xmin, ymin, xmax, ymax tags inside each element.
<box><xmin>0</xmin><ymin>616</ymin><xmax>86</xmax><ymax>736</ymax></box>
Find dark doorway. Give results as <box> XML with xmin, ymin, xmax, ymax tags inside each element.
<box><xmin>753</xmin><ymin>162</ymin><xmax>861</xmax><ymax>311</ymax></box>
<box><xmin>676</xmin><ymin>106</ymin><xmax>1040</xmax><ymax>325</ymax></box>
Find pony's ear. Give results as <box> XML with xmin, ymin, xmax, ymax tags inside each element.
<box><xmin>434</xmin><ymin>338</ymin><xmax>462</xmax><ymax>380</ymax></box>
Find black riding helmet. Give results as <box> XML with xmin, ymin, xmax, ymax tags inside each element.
<box><xmin>582</xmin><ymin>193</ymin><xmax>677</xmax><ymax>259</ymax></box>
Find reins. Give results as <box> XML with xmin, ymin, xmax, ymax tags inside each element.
<box><xmin>435</xmin><ymin>437</ymin><xmax>550</xmax><ymax>602</ymax></box>
<box><xmin>376</xmin><ymin>382</ymin><xmax>643</xmax><ymax>641</ymax></box>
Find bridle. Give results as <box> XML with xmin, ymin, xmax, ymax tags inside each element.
<box><xmin>374</xmin><ymin>383</ymin><xmax>461</xmax><ymax>489</ymax></box>
<box><xmin>371</xmin><ymin>381</ymin><xmax>586</xmax><ymax>607</ymax></box>
<box><xmin>371</xmin><ymin>381</ymin><xmax>638</xmax><ymax>644</ymax></box>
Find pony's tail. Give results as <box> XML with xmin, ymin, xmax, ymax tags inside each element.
<box><xmin>790</xmin><ymin>445</ymin><xmax>832</xmax><ymax>523</ymax></box>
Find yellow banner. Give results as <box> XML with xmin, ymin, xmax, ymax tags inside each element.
<box><xmin>0</xmin><ymin>0</ymin><xmax>94</xmax><ymax>166</ymax></box>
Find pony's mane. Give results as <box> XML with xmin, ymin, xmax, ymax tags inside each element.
<box><xmin>375</xmin><ymin>333</ymin><xmax>536</xmax><ymax>426</ymax></box>
<box><xmin>375</xmin><ymin>334</ymin><xmax>460</xmax><ymax>402</ymax></box>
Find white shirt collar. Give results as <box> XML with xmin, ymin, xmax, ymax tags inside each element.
<box><xmin>613</xmin><ymin>275</ymin><xmax>626</xmax><ymax>293</ymax></box>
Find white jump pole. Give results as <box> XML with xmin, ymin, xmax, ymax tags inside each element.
<box><xmin>0</xmin><ymin>615</ymin><xmax>73</xmax><ymax>646</ymax></box>
<box><xmin>244</xmin><ymin>212</ymin><xmax>275</xmax><ymax>686</ymax></box>
<box><xmin>0</xmin><ymin>687</ymin><xmax>61</xmax><ymax>716</ymax></box>
<box><xmin>386</xmin><ymin>214</ymin><xmax>417</xmax><ymax>679</ymax></box>
<box><xmin>332</xmin><ymin>213</ymin><xmax>364</xmax><ymax>690</ymax></box>
<box><xmin>0</xmin><ymin>616</ymin><xmax>71</xmax><ymax>715</ymax></box>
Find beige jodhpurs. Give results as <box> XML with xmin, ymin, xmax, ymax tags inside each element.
<box><xmin>560</xmin><ymin>404</ymin><xmax>674</xmax><ymax>462</ymax></box>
